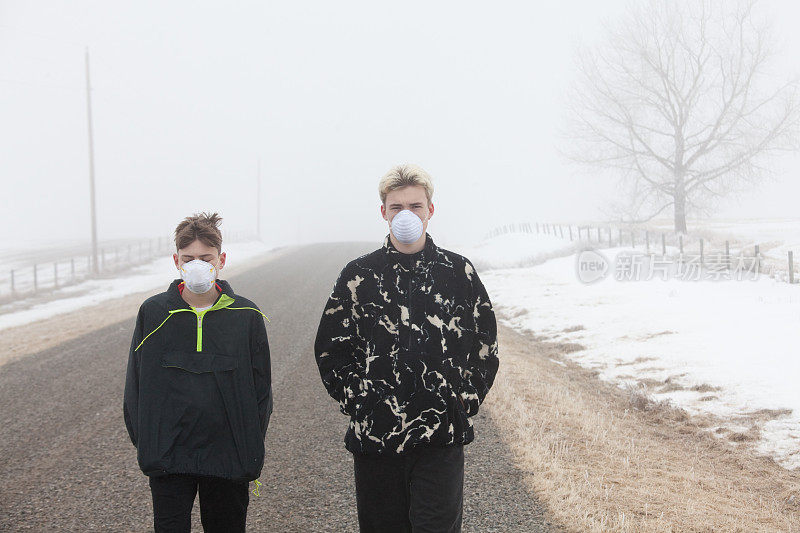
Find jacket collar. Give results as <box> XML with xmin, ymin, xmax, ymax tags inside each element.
<box><xmin>166</xmin><ymin>278</ymin><xmax>235</xmax><ymax>309</ymax></box>
<box><xmin>383</xmin><ymin>232</ymin><xmax>437</xmax><ymax>268</ymax></box>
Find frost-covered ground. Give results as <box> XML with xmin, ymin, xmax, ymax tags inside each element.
<box><xmin>0</xmin><ymin>241</ymin><xmax>276</xmax><ymax>332</ymax></box>
<box><xmin>453</xmin><ymin>230</ymin><xmax>800</xmax><ymax>471</ymax></box>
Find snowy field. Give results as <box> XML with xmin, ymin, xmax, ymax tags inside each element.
<box><xmin>0</xmin><ymin>241</ymin><xmax>277</xmax><ymax>332</ymax></box>
<box><xmin>455</xmin><ymin>228</ymin><xmax>800</xmax><ymax>471</ymax></box>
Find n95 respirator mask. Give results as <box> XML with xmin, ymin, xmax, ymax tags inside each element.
<box><xmin>180</xmin><ymin>259</ymin><xmax>217</xmax><ymax>294</ymax></box>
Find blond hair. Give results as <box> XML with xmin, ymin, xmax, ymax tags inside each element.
<box><xmin>378</xmin><ymin>164</ymin><xmax>434</xmax><ymax>205</ymax></box>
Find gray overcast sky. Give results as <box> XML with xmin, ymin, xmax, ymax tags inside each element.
<box><xmin>2</xmin><ymin>1</ymin><xmax>799</xmax><ymax>250</ymax></box>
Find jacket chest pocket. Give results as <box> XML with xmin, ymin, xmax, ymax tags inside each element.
<box><xmin>157</xmin><ymin>351</ymin><xmax>240</xmax><ymax>431</ymax></box>
<box><xmin>161</xmin><ymin>351</ymin><xmax>238</xmax><ymax>374</ymax></box>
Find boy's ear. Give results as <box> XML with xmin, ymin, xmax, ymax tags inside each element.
<box><xmin>173</xmin><ymin>253</ymin><xmax>180</xmax><ymax>269</ymax></box>
<box><xmin>218</xmin><ymin>251</ymin><xmax>226</xmax><ymax>270</ymax></box>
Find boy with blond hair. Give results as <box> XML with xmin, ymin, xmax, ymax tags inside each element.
<box><xmin>315</xmin><ymin>165</ymin><xmax>499</xmax><ymax>532</ymax></box>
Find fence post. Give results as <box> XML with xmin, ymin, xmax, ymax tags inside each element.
<box><xmin>789</xmin><ymin>251</ymin><xmax>795</xmax><ymax>284</ymax></box>
<box><xmin>10</xmin><ymin>269</ymin><xmax>15</xmax><ymax>294</ymax></box>
<box><xmin>645</xmin><ymin>231</ymin><xmax>650</xmax><ymax>253</ymax></box>
<box><xmin>33</xmin><ymin>263</ymin><xmax>38</xmax><ymax>292</ymax></box>
<box><xmin>725</xmin><ymin>241</ymin><xmax>730</xmax><ymax>270</ymax></box>
<box><xmin>755</xmin><ymin>244</ymin><xmax>760</xmax><ymax>273</ymax></box>
<box><xmin>559</xmin><ymin>225</ymin><xmax>564</xmax><ymax>238</ymax></box>
<box><xmin>661</xmin><ymin>233</ymin><xmax>666</xmax><ymax>255</ymax></box>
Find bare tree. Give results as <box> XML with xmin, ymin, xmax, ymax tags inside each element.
<box><xmin>563</xmin><ymin>0</ymin><xmax>799</xmax><ymax>233</ymax></box>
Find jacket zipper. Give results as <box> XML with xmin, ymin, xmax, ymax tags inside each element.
<box><xmin>135</xmin><ymin>293</ymin><xmax>259</xmax><ymax>353</ymax></box>
<box><xmin>195</xmin><ymin>309</ymin><xmax>208</xmax><ymax>352</ymax></box>
<box><xmin>169</xmin><ymin>305</ymin><xmax>219</xmax><ymax>352</ymax></box>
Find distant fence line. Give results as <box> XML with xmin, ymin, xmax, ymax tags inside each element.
<box><xmin>484</xmin><ymin>222</ymin><xmax>798</xmax><ymax>285</ymax></box>
<box><xmin>2</xmin><ymin>229</ymin><xmax>253</xmax><ymax>302</ymax></box>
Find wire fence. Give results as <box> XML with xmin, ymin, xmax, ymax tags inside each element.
<box><xmin>1</xmin><ymin>229</ymin><xmax>254</xmax><ymax>303</ymax></box>
<box><xmin>484</xmin><ymin>222</ymin><xmax>799</xmax><ymax>284</ymax></box>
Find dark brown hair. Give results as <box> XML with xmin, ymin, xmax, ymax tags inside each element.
<box><xmin>174</xmin><ymin>212</ymin><xmax>223</xmax><ymax>253</ymax></box>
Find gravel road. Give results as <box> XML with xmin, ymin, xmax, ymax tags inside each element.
<box><xmin>0</xmin><ymin>242</ymin><xmax>561</xmax><ymax>532</ymax></box>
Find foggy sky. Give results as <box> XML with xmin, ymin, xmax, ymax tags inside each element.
<box><xmin>2</xmin><ymin>1</ymin><xmax>799</xmax><ymax>251</ymax></box>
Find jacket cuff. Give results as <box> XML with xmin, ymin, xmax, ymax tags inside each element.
<box><xmin>458</xmin><ymin>388</ymin><xmax>481</xmax><ymax>417</ymax></box>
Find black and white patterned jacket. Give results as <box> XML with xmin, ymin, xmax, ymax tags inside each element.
<box><xmin>314</xmin><ymin>233</ymin><xmax>499</xmax><ymax>455</ymax></box>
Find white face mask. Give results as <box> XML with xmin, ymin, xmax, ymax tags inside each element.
<box><xmin>390</xmin><ymin>209</ymin><xmax>424</xmax><ymax>244</ymax></box>
<box><xmin>180</xmin><ymin>259</ymin><xmax>217</xmax><ymax>294</ymax></box>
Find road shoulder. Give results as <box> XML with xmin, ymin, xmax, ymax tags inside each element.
<box><xmin>486</xmin><ymin>318</ymin><xmax>800</xmax><ymax>531</ymax></box>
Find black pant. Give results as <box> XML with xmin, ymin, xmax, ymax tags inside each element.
<box><xmin>148</xmin><ymin>473</ymin><xmax>249</xmax><ymax>533</ymax></box>
<box><xmin>352</xmin><ymin>444</ymin><xmax>464</xmax><ymax>533</ymax></box>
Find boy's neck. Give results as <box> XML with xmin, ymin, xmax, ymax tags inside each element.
<box><xmin>390</xmin><ymin>232</ymin><xmax>426</xmax><ymax>254</ymax></box>
<box><xmin>181</xmin><ymin>285</ymin><xmax>220</xmax><ymax>308</ymax></box>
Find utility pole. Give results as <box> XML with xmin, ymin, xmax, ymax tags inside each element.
<box><xmin>85</xmin><ymin>47</ymin><xmax>99</xmax><ymax>274</ymax></box>
<box><xmin>256</xmin><ymin>158</ymin><xmax>262</xmax><ymax>241</ymax></box>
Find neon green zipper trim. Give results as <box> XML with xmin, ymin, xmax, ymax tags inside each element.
<box><xmin>135</xmin><ymin>295</ymin><xmax>271</xmax><ymax>353</ymax></box>
<box><xmin>135</xmin><ymin>313</ymin><xmax>175</xmax><ymax>352</ymax></box>
<box><xmin>135</xmin><ymin>293</ymin><xmax>236</xmax><ymax>352</ymax></box>
<box><xmin>223</xmin><ymin>306</ymin><xmax>271</xmax><ymax>323</ymax></box>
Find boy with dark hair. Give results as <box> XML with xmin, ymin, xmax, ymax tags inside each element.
<box><xmin>124</xmin><ymin>211</ymin><xmax>273</xmax><ymax>533</ymax></box>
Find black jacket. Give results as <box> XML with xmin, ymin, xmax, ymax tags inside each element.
<box><xmin>314</xmin><ymin>233</ymin><xmax>499</xmax><ymax>456</ymax></box>
<box><xmin>123</xmin><ymin>278</ymin><xmax>272</xmax><ymax>482</ymax></box>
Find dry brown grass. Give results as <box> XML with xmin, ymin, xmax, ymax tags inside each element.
<box><xmin>483</xmin><ymin>321</ymin><xmax>800</xmax><ymax>532</ymax></box>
